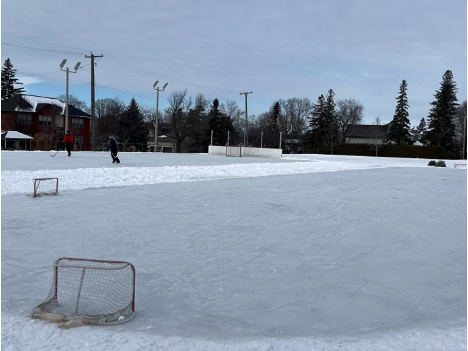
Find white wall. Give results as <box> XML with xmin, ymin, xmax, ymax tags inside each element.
<box><xmin>208</xmin><ymin>145</ymin><xmax>282</xmax><ymax>158</ymax></box>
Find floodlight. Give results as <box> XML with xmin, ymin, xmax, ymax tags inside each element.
<box><xmin>162</xmin><ymin>82</ymin><xmax>168</xmax><ymax>91</ymax></box>
<box><xmin>60</xmin><ymin>59</ymin><xmax>67</xmax><ymax>69</ymax></box>
<box><xmin>74</xmin><ymin>62</ymin><xmax>81</xmax><ymax>71</ymax></box>
<box><xmin>153</xmin><ymin>81</ymin><xmax>159</xmax><ymax>89</ymax></box>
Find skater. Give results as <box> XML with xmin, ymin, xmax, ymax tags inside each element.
<box><xmin>109</xmin><ymin>136</ymin><xmax>120</xmax><ymax>164</ymax></box>
<box><xmin>63</xmin><ymin>131</ymin><xmax>74</xmax><ymax>157</ymax></box>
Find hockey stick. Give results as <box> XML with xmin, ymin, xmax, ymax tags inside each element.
<box><xmin>50</xmin><ymin>144</ymin><xmax>64</xmax><ymax>157</ymax></box>
<box><xmin>111</xmin><ymin>152</ymin><xmax>120</xmax><ymax>163</ymax></box>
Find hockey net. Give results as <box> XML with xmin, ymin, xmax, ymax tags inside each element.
<box><xmin>32</xmin><ymin>257</ymin><xmax>135</xmax><ymax>328</ymax></box>
<box><xmin>226</xmin><ymin>145</ymin><xmax>242</xmax><ymax>157</ymax></box>
<box><xmin>32</xmin><ymin>177</ymin><xmax>59</xmax><ymax>197</ymax></box>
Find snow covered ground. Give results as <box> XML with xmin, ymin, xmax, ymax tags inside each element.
<box><xmin>1</xmin><ymin>151</ymin><xmax>466</xmax><ymax>350</ymax></box>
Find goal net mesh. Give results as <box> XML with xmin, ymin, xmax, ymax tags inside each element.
<box><xmin>32</xmin><ymin>257</ymin><xmax>135</xmax><ymax>325</ymax></box>
<box><xmin>226</xmin><ymin>145</ymin><xmax>242</xmax><ymax>157</ymax></box>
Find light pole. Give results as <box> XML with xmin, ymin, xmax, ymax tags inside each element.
<box><xmin>60</xmin><ymin>59</ymin><xmax>81</xmax><ymax>132</ymax></box>
<box><xmin>239</xmin><ymin>92</ymin><xmax>252</xmax><ymax>146</ymax></box>
<box><xmin>153</xmin><ymin>81</ymin><xmax>168</xmax><ymax>152</ymax></box>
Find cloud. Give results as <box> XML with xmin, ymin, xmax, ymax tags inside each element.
<box><xmin>17</xmin><ymin>76</ymin><xmax>43</xmax><ymax>85</ymax></box>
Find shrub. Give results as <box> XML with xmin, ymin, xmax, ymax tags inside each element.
<box><xmin>428</xmin><ymin>160</ymin><xmax>437</xmax><ymax>166</ymax></box>
<box><xmin>436</xmin><ymin>160</ymin><xmax>446</xmax><ymax>167</ymax></box>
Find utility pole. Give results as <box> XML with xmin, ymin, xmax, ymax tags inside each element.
<box><xmin>463</xmin><ymin>107</ymin><xmax>467</xmax><ymax>160</ymax></box>
<box><xmin>85</xmin><ymin>52</ymin><xmax>103</xmax><ymax>151</ymax></box>
<box><xmin>239</xmin><ymin>91</ymin><xmax>252</xmax><ymax>146</ymax></box>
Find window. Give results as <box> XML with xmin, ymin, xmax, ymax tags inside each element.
<box><xmin>75</xmin><ymin>136</ymin><xmax>83</xmax><ymax>146</ymax></box>
<box><xmin>39</xmin><ymin>116</ymin><xmax>52</xmax><ymax>126</ymax></box>
<box><xmin>72</xmin><ymin>118</ymin><xmax>83</xmax><ymax>128</ymax></box>
<box><xmin>55</xmin><ymin>115</ymin><xmax>64</xmax><ymax>128</ymax></box>
<box><xmin>17</xmin><ymin>114</ymin><xmax>32</xmax><ymax>125</ymax></box>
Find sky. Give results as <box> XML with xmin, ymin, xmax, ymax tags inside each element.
<box><xmin>1</xmin><ymin>0</ymin><xmax>467</xmax><ymax>126</ymax></box>
<box><xmin>1</xmin><ymin>151</ymin><xmax>466</xmax><ymax>350</ymax></box>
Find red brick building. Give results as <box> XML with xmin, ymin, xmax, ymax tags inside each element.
<box><xmin>1</xmin><ymin>94</ymin><xmax>91</xmax><ymax>150</ymax></box>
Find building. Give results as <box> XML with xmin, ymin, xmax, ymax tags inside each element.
<box><xmin>344</xmin><ymin>124</ymin><xmax>390</xmax><ymax>144</ymax></box>
<box><xmin>1</xmin><ymin>94</ymin><xmax>91</xmax><ymax>150</ymax></box>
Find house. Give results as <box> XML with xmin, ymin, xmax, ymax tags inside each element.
<box><xmin>1</xmin><ymin>130</ymin><xmax>34</xmax><ymax>150</ymax></box>
<box><xmin>344</xmin><ymin>124</ymin><xmax>390</xmax><ymax>144</ymax></box>
<box><xmin>408</xmin><ymin>128</ymin><xmax>426</xmax><ymax>145</ymax></box>
<box><xmin>1</xmin><ymin>94</ymin><xmax>91</xmax><ymax>151</ymax></box>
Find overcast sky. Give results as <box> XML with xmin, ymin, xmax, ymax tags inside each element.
<box><xmin>1</xmin><ymin>0</ymin><xmax>466</xmax><ymax>125</ymax></box>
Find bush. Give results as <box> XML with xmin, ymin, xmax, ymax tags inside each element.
<box><xmin>428</xmin><ymin>160</ymin><xmax>437</xmax><ymax>166</ymax></box>
<box><xmin>436</xmin><ymin>160</ymin><xmax>446</xmax><ymax>167</ymax></box>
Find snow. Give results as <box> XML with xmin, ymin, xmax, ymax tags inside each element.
<box><xmin>18</xmin><ymin>95</ymin><xmax>65</xmax><ymax>114</ymax></box>
<box><xmin>2</xmin><ymin>131</ymin><xmax>34</xmax><ymax>140</ymax></box>
<box><xmin>1</xmin><ymin>151</ymin><xmax>466</xmax><ymax>350</ymax></box>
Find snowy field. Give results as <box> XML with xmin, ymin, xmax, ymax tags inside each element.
<box><xmin>1</xmin><ymin>151</ymin><xmax>466</xmax><ymax>350</ymax></box>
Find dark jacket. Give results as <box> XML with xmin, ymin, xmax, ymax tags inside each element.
<box><xmin>109</xmin><ymin>139</ymin><xmax>118</xmax><ymax>154</ymax></box>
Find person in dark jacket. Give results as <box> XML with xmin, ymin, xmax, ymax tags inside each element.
<box><xmin>109</xmin><ymin>137</ymin><xmax>120</xmax><ymax>164</ymax></box>
<box><xmin>63</xmin><ymin>131</ymin><xmax>74</xmax><ymax>157</ymax></box>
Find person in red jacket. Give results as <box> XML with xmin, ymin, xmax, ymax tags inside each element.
<box><xmin>63</xmin><ymin>131</ymin><xmax>74</xmax><ymax>157</ymax></box>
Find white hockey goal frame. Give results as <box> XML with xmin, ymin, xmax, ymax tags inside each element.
<box><xmin>32</xmin><ymin>257</ymin><xmax>136</xmax><ymax>327</ymax></box>
<box><xmin>226</xmin><ymin>145</ymin><xmax>242</xmax><ymax>157</ymax></box>
<box><xmin>32</xmin><ymin>177</ymin><xmax>59</xmax><ymax>197</ymax></box>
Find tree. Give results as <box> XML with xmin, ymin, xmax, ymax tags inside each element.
<box><xmin>323</xmin><ymin>89</ymin><xmax>339</xmax><ymax>154</ymax></box>
<box><xmin>118</xmin><ymin>98</ymin><xmax>148</xmax><ymax>151</ymax></box>
<box><xmin>2</xmin><ymin>58</ymin><xmax>25</xmax><ymax>100</ymax></box>
<box><xmin>336</xmin><ymin>98</ymin><xmax>364</xmax><ymax>142</ymax></box>
<box><xmin>453</xmin><ymin>100</ymin><xmax>467</xmax><ymax>158</ymax></box>
<box><xmin>186</xmin><ymin>93</ymin><xmax>210</xmax><ymax>152</ymax></box>
<box><xmin>423</xmin><ymin>70</ymin><xmax>458</xmax><ymax>151</ymax></box>
<box><xmin>388</xmin><ymin>80</ymin><xmax>412</xmax><ymax>145</ymax></box>
<box><xmin>57</xmin><ymin>94</ymin><xmax>90</xmax><ymax>114</ymax></box>
<box><xmin>278</xmin><ymin>97</ymin><xmax>311</xmax><ymax>137</ymax></box>
<box><xmin>268</xmin><ymin>101</ymin><xmax>281</xmax><ymax>132</ymax></box>
<box><xmin>306</xmin><ymin>94</ymin><xmax>327</xmax><ymax>150</ymax></box>
<box><xmin>417</xmin><ymin>118</ymin><xmax>427</xmax><ymax>133</ymax></box>
<box><xmin>369</xmin><ymin>117</ymin><xmax>383</xmax><ymax>156</ymax></box>
<box><xmin>163</xmin><ymin>89</ymin><xmax>192</xmax><ymax>152</ymax></box>
<box><xmin>208</xmin><ymin>98</ymin><xmax>235</xmax><ymax>146</ymax></box>
<box><xmin>95</xmin><ymin>98</ymin><xmax>126</xmax><ymax>142</ymax></box>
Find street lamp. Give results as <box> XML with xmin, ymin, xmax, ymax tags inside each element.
<box><xmin>153</xmin><ymin>81</ymin><xmax>168</xmax><ymax>152</ymax></box>
<box><xmin>60</xmin><ymin>59</ymin><xmax>81</xmax><ymax>132</ymax></box>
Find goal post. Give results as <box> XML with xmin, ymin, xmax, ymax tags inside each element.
<box><xmin>226</xmin><ymin>145</ymin><xmax>242</xmax><ymax>157</ymax></box>
<box><xmin>33</xmin><ymin>177</ymin><xmax>59</xmax><ymax>197</ymax></box>
<box><xmin>32</xmin><ymin>257</ymin><xmax>136</xmax><ymax>327</ymax></box>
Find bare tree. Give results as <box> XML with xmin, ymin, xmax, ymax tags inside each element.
<box><xmin>163</xmin><ymin>89</ymin><xmax>192</xmax><ymax>152</ymax></box>
<box><xmin>369</xmin><ymin>116</ymin><xmax>383</xmax><ymax>156</ymax></box>
<box><xmin>95</xmin><ymin>98</ymin><xmax>126</xmax><ymax>142</ymax></box>
<box><xmin>278</xmin><ymin>98</ymin><xmax>312</xmax><ymax>137</ymax></box>
<box><xmin>336</xmin><ymin>98</ymin><xmax>364</xmax><ymax>142</ymax></box>
<box><xmin>57</xmin><ymin>94</ymin><xmax>90</xmax><ymax>114</ymax></box>
<box><xmin>220</xmin><ymin>100</ymin><xmax>243</xmax><ymax>132</ymax></box>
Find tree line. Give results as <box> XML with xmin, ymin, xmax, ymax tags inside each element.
<box><xmin>2</xmin><ymin>58</ymin><xmax>466</xmax><ymax>157</ymax></box>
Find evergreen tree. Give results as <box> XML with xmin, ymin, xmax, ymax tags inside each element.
<box><xmin>208</xmin><ymin>98</ymin><xmax>234</xmax><ymax>145</ymax></box>
<box><xmin>417</xmin><ymin>118</ymin><xmax>427</xmax><ymax>133</ymax></box>
<box><xmin>306</xmin><ymin>94</ymin><xmax>327</xmax><ymax>150</ymax></box>
<box><xmin>268</xmin><ymin>101</ymin><xmax>281</xmax><ymax>132</ymax></box>
<box><xmin>118</xmin><ymin>98</ymin><xmax>149</xmax><ymax>151</ymax></box>
<box><xmin>388</xmin><ymin>80</ymin><xmax>412</xmax><ymax>144</ymax></box>
<box><xmin>423</xmin><ymin>70</ymin><xmax>458</xmax><ymax>150</ymax></box>
<box><xmin>2</xmin><ymin>58</ymin><xmax>25</xmax><ymax>100</ymax></box>
<box><xmin>323</xmin><ymin>89</ymin><xmax>339</xmax><ymax>153</ymax></box>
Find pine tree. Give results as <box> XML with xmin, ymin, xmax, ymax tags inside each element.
<box><xmin>388</xmin><ymin>80</ymin><xmax>412</xmax><ymax>144</ymax></box>
<box><xmin>417</xmin><ymin>118</ymin><xmax>427</xmax><ymax>132</ymax></box>
<box><xmin>1</xmin><ymin>58</ymin><xmax>25</xmax><ymax>100</ymax></box>
<box><xmin>208</xmin><ymin>98</ymin><xmax>234</xmax><ymax>145</ymax></box>
<box><xmin>268</xmin><ymin>101</ymin><xmax>281</xmax><ymax>132</ymax></box>
<box><xmin>323</xmin><ymin>89</ymin><xmax>339</xmax><ymax>153</ymax></box>
<box><xmin>423</xmin><ymin>70</ymin><xmax>458</xmax><ymax>150</ymax></box>
<box><xmin>306</xmin><ymin>94</ymin><xmax>327</xmax><ymax>150</ymax></box>
<box><xmin>118</xmin><ymin>98</ymin><xmax>149</xmax><ymax>151</ymax></box>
